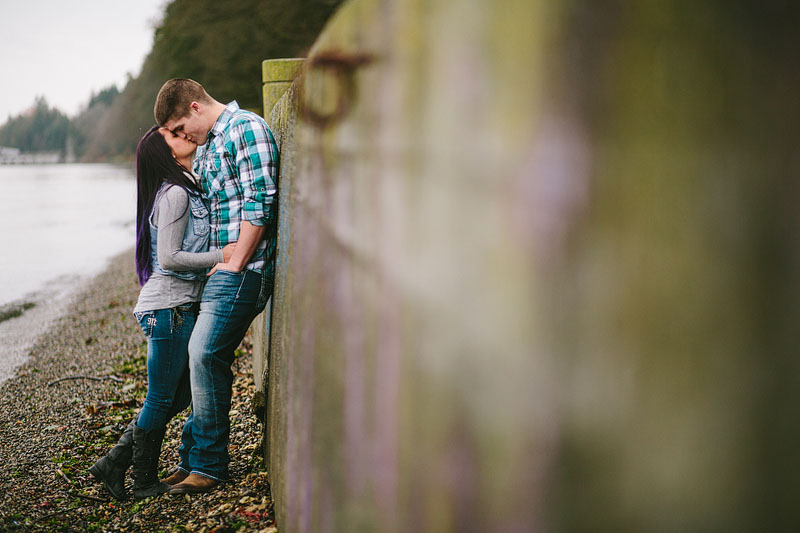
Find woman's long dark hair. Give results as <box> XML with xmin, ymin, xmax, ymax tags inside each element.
<box><xmin>135</xmin><ymin>126</ymin><xmax>203</xmax><ymax>286</ymax></box>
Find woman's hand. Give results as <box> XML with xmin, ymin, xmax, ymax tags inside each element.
<box><xmin>207</xmin><ymin>262</ymin><xmax>243</xmax><ymax>276</ymax></box>
<box><xmin>222</xmin><ymin>242</ymin><xmax>237</xmax><ymax>262</ymax></box>
<box><xmin>206</xmin><ymin>243</ymin><xmax>239</xmax><ymax>276</ymax></box>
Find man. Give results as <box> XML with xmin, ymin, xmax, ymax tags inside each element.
<box><xmin>153</xmin><ymin>78</ymin><xmax>277</xmax><ymax>494</ymax></box>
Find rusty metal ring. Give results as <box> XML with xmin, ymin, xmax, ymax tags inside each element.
<box><xmin>298</xmin><ymin>51</ymin><xmax>374</xmax><ymax>129</ymax></box>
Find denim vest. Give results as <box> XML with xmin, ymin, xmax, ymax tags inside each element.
<box><xmin>149</xmin><ymin>184</ymin><xmax>210</xmax><ymax>281</ymax></box>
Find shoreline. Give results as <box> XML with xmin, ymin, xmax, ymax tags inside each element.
<box><xmin>0</xmin><ymin>249</ymin><xmax>276</xmax><ymax>531</ymax></box>
<box><xmin>0</xmin><ymin>271</ymin><xmax>101</xmax><ymax>386</ymax></box>
<box><xmin>0</xmin><ymin>248</ymin><xmax>143</xmax><ymax>388</ymax></box>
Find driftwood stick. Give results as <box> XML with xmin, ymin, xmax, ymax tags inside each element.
<box><xmin>47</xmin><ymin>375</ymin><xmax>123</xmax><ymax>387</ymax></box>
<box><xmin>68</xmin><ymin>491</ymin><xmax>108</xmax><ymax>503</ymax></box>
<box><xmin>56</xmin><ymin>469</ymin><xmax>71</xmax><ymax>484</ymax></box>
<box><xmin>34</xmin><ymin>490</ymin><xmax>104</xmax><ymax>523</ymax></box>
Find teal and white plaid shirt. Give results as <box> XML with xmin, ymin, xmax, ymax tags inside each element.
<box><xmin>193</xmin><ymin>101</ymin><xmax>278</xmax><ymax>272</ymax></box>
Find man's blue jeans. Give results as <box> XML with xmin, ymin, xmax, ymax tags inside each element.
<box><xmin>177</xmin><ymin>268</ymin><xmax>269</xmax><ymax>480</ymax></box>
<box><xmin>134</xmin><ymin>305</ymin><xmax>195</xmax><ymax>431</ymax></box>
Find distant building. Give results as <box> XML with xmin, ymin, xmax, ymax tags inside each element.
<box><xmin>0</xmin><ymin>146</ymin><xmax>62</xmax><ymax>164</ymax></box>
<box><xmin>0</xmin><ymin>146</ymin><xmax>21</xmax><ymax>164</ymax></box>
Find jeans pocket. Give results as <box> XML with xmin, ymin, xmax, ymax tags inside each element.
<box><xmin>172</xmin><ymin>303</ymin><xmax>197</xmax><ymax>334</ymax></box>
<box><xmin>203</xmin><ymin>269</ymin><xmax>250</xmax><ymax>306</ymax></box>
<box><xmin>256</xmin><ymin>267</ymin><xmax>274</xmax><ymax>313</ymax></box>
<box><xmin>215</xmin><ymin>269</ymin><xmax>244</xmax><ymax>278</ymax></box>
<box><xmin>135</xmin><ymin>311</ymin><xmax>157</xmax><ymax>338</ymax></box>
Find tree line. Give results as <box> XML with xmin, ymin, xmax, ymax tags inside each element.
<box><xmin>0</xmin><ymin>97</ymin><xmax>70</xmax><ymax>154</ymax></box>
<box><xmin>0</xmin><ymin>0</ymin><xmax>342</xmax><ymax>161</ymax></box>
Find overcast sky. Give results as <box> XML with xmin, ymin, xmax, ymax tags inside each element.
<box><xmin>0</xmin><ymin>0</ymin><xmax>166</xmax><ymax>122</ymax></box>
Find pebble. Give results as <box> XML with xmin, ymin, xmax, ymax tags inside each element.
<box><xmin>0</xmin><ymin>250</ymin><xmax>277</xmax><ymax>531</ymax></box>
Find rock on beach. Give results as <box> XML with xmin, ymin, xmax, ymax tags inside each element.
<box><xmin>0</xmin><ymin>249</ymin><xmax>276</xmax><ymax>531</ymax></box>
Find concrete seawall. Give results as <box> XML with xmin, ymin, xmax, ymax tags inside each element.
<box><xmin>254</xmin><ymin>0</ymin><xmax>800</xmax><ymax>531</ymax></box>
<box><xmin>258</xmin><ymin>1</ymin><xmax>547</xmax><ymax>530</ymax></box>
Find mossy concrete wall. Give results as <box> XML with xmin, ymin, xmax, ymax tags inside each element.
<box><xmin>251</xmin><ymin>57</ymin><xmax>307</xmax><ymax>403</ymax></box>
<box><xmin>257</xmin><ymin>0</ymin><xmax>800</xmax><ymax>531</ymax></box>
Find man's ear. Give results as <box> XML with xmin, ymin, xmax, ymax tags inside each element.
<box><xmin>190</xmin><ymin>101</ymin><xmax>201</xmax><ymax>113</ymax></box>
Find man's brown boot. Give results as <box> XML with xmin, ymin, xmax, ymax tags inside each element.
<box><xmin>169</xmin><ymin>473</ymin><xmax>219</xmax><ymax>494</ymax></box>
<box><xmin>162</xmin><ymin>468</ymin><xmax>189</xmax><ymax>485</ymax></box>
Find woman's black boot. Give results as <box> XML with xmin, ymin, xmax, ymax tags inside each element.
<box><xmin>131</xmin><ymin>425</ymin><xmax>170</xmax><ymax>500</ymax></box>
<box><xmin>89</xmin><ymin>418</ymin><xmax>137</xmax><ymax>500</ymax></box>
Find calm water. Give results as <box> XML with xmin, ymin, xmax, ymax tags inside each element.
<box><xmin>0</xmin><ymin>163</ymin><xmax>136</xmax><ymax>383</ymax></box>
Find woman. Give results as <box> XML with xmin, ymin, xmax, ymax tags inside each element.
<box><xmin>89</xmin><ymin>126</ymin><xmax>233</xmax><ymax>500</ymax></box>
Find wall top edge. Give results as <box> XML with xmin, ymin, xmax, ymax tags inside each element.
<box><xmin>262</xmin><ymin>58</ymin><xmax>307</xmax><ymax>83</ymax></box>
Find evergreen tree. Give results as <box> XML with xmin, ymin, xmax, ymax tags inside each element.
<box><xmin>0</xmin><ymin>0</ymin><xmax>343</xmax><ymax>161</ymax></box>
<box><xmin>0</xmin><ymin>97</ymin><xmax>69</xmax><ymax>153</ymax></box>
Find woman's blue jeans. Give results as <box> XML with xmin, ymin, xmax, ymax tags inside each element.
<box><xmin>134</xmin><ymin>305</ymin><xmax>196</xmax><ymax>431</ymax></box>
<box><xmin>177</xmin><ymin>268</ymin><xmax>269</xmax><ymax>481</ymax></box>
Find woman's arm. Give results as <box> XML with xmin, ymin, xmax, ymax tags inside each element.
<box><xmin>208</xmin><ymin>220</ymin><xmax>265</xmax><ymax>274</ymax></box>
<box><xmin>155</xmin><ymin>185</ymin><xmax>224</xmax><ymax>271</ymax></box>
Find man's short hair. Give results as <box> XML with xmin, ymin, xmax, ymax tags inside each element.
<box><xmin>154</xmin><ymin>78</ymin><xmax>212</xmax><ymax>125</ymax></box>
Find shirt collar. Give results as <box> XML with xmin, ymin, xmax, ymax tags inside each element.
<box><xmin>207</xmin><ymin>101</ymin><xmax>240</xmax><ymax>141</ymax></box>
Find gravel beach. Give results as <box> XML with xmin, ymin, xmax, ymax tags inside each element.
<box><xmin>0</xmin><ymin>249</ymin><xmax>276</xmax><ymax>532</ymax></box>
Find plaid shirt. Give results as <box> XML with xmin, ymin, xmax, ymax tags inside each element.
<box><xmin>193</xmin><ymin>101</ymin><xmax>278</xmax><ymax>272</ymax></box>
